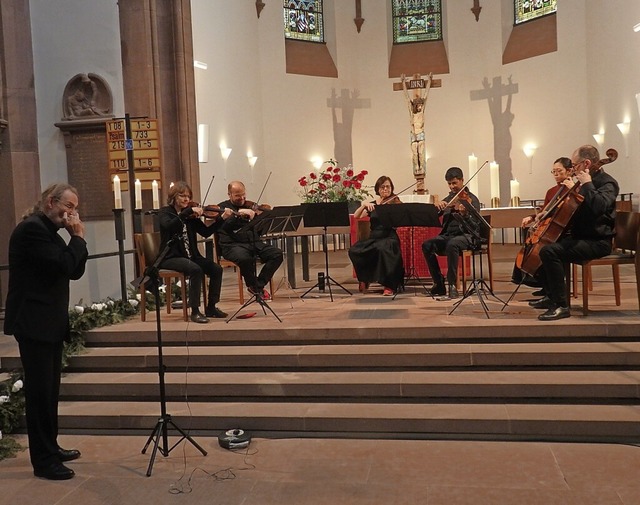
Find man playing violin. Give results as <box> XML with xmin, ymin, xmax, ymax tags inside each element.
<box><xmin>529</xmin><ymin>145</ymin><xmax>618</xmax><ymax>321</ymax></box>
<box><xmin>217</xmin><ymin>181</ymin><xmax>283</xmax><ymax>301</ymax></box>
<box><xmin>158</xmin><ymin>181</ymin><xmax>228</xmax><ymax>323</ymax></box>
<box><xmin>421</xmin><ymin>166</ymin><xmax>481</xmax><ymax>300</ymax></box>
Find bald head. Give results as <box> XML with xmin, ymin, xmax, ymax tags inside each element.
<box><xmin>228</xmin><ymin>181</ymin><xmax>246</xmax><ymax>206</ymax></box>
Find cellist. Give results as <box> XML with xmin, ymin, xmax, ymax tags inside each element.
<box><xmin>529</xmin><ymin>145</ymin><xmax>618</xmax><ymax>321</ymax></box>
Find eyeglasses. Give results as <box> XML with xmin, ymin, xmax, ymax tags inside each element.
<box><xmin>55</xmin><ymin>199</ymin><xmax>77</xmax><ymax>211</ymax></box>
<box><xmin>379</xmin><ymin>185</ymin><xmax>392</xmax><ymax>189</ymax></box>
<box><xmin>571</xmin><ymin>160</ymin><xmax>585</xmax><ymax>169</ymax></box>
<box><xmin>550</xmin><ymin>170</ymin><xmax>567</xmax><ymax>175</ymax></box>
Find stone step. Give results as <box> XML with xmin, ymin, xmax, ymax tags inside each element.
<box><xmin>58</xmin><ymin>370</ymin><xmax>640</xmax><ymax>401</ymax></box>
<box><xmin>57</xmin><ymin>400</ymin><xmax>640</xmax><ymax>442</ymax></box>
<box><xmin>53</xmin><ymin>342</ymin><xmax>640</xmax><ymax>372</ymax></box>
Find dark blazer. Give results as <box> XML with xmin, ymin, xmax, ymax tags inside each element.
<box><xmin>158</xmin><ymin>205</ymin><xmax>220</xmax><ymax>260</ymax></box>
<box><xmin>4</xmin><ymin>213</ymin><xmax>88</xmax><ymax>342</ymax></box>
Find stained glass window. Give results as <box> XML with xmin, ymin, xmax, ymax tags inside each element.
<box><xmin>515</xmin><ymin>0</ymin><xmax>557</xmax><ymax>25</ymax></box>
<box><xmin>392</xmin><ymin>0</ymin><xmax>443</xmax><ymax>44</ymax></box>
<box><xmin>284</xmin><ymin>0</ymin><xmax>324</xmax><ymax>43</ymax></box>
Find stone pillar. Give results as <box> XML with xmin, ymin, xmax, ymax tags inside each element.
<box><xmin>117</xmin><ymin>0</ymin><xmax>199</xmax><ymax>198</ymax></box>
<box><xmin>0</xmin><ymin>0</ymin><xmax>41</xmax><ymax>299</ymax></box>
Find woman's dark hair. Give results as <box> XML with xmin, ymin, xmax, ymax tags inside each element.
<box><xmin>374</xmin><ymin>176</ymin><xmax>394</xmax><ymax>196</ymax></box>
<box><xmin>554</xmin><ymin>157</ymin><xmax>572</xmax><ymax>170</ymax></box>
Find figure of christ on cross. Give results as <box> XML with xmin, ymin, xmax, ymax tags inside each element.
<box><xmin>396</xmin><ymin>72</ymin><xmax>440</xmax><ymax>194</ymax></box>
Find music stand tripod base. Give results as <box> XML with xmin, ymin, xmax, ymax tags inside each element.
<box><xmin>226</xmin><ymin>291</ymin><xmax>282</xmax><ymax>323</ymax></box>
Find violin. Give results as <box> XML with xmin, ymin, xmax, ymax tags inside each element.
<box><xmin>187</xmin><ymin>201</ymin><xmax>237</xmax><ymax>219</ymax></box>
<box><xmin>242</xmin><ymin>200</ymin><xmax>272</xmax><ymax>214</ymax></box>
<box><xmin>378</xmin><ymin>194</ymin><xmax>402</xmax><ymax>205</ymax></box>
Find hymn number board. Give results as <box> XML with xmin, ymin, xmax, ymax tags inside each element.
<box><xmin>106</xmin><ymin>118</ymin><xmax>162</xmax><ymax>190</ymax></box>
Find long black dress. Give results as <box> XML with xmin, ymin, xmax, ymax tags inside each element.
<box><xmin>348</xmin><ymin>205</ymin><xmax>404</xmax><ymax>291</ymax></box>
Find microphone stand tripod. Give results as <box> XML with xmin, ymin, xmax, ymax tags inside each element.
<box><xmin>133</xmin><ymin>234</ymin><xmax>207</xmax><ymax>476</ymax></box>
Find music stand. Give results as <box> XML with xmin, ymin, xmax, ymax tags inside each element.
<box><xmin>131</xmin><ymin>235</ymin><xmax>207</xmax><ymax>476</ymax></box>
<box><xmin>448</xmin><ymin>207</ymin><xmax>505</xmax><ymax>318</ymax></box>
<box><xmin>375</xmin><ymin>203</ymin><xmax>441</xmax><ymax>294</ymax></box>
<box><xmin>300</xmin><ymin>202</ymin><xmax>352</xmax><ymax>302</ymax></box>
<box><xmin>225</xmin><ymin>209</ymin><xmax>284</xmax><ymax>323</ymax></box>
<box><xmin>260</xmin><ymin>205</ymin><xmax>306</xmax><ymax>299</ymax></box>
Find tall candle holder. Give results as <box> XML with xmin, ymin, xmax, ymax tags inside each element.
<box><xmin>113</xmin><ymin>208</ymin><xmax>128</xmax><ymax>301</ymax></box>
<box><xmin>490</xmin><ymin>197</ymin><xmax>500</xmax><ymax>208</ymax></box>
<box><xmin>510</xmin><ymin>196</ymin><xmax>520</xmax><ymax>207</ymax></box>
<box><xmin>133</xmin><ymin>208</ymin><xmax>143</xmax><ymax>234</ymax></box>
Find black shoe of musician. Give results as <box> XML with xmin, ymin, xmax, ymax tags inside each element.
<box><xmin>205</xmin><ymin>306</ymin><xmax>228</xmax><ymax>318</ymax></box>
<box><xmin>531</xmin><ymin>289</ymin><xmax>546</xmax><ymax>297</ymax></box>
<box><xmin>429</xmin><ymin>280</ymin><xmax>446</xmax><ymax>296</ymax></box>
<box><xmin>528</xmin><ymin>296</ymin><xmax>556</xmax><ymax>310</ymax></box>
<box><xmin>58</xmin><ymin>448</ymin><xmax>81</xmax><ymax>462</ymax></box>
<box><xmin>538</xmin><ymin>306</ymin><xmax>570</xmax><ymax>321</ymax></box>
<box><xmin>448</xmin><ymin>285</ymin><xmax>459</xmax><ymax>299</ymax></box>
<box><xmin>34</xmin><ymin>462</ymin><xmax>75</xmax><ymax>480</ymax></box>
<box><xmin>190</xmin><ymin>311</ymin><xmax>209</xmax><ymax>323</ymax></box>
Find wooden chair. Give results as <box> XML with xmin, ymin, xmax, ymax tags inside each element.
<box><xmin>571</xmin><ymin>211</ymin><xmax>640</xmax><ymax>315</ymax></box>
<box><xmin>212</xmin><ymin>234</ymin><xmax>274</xmax><ymax>304</ymax></box>
<box><xmin>459</xmin><ymin>215</ymin><xmax>493</xmax><ymax>292</ymax></box>
<box><xmin>134</xmin><ymin>232</ymin><xmax>188</xmax><ymax>322</ymax></box>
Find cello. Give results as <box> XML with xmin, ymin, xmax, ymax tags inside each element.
<box><xmin>516</xmin><ymin>148</ymin><xmax>618</xmax><ymax>276</ymax></box>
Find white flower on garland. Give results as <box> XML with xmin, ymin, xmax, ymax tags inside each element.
<box><xmin>11</xmin><ymin>380</ymin><xmax>23</xmax><ymax>393</ymax></box>
<box><xmin>128</xmin><ymin>299</ymin><xmax>139</xmax><ymax>308</ymax></box>
<box><xmin>0</xmin><ymin>396</ymin><xmax>9</xmax><ymax>405</ymax></box>
<box><xmin>74</xmin><ymin>305</ymin><xmax>85</xmax><ymax>314</ymax></box>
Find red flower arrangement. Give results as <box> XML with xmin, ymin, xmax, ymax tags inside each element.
<box><xmin>298</xmin><ymin>159</ymin><xmax>371</xmax><ymax>203</ymax></box>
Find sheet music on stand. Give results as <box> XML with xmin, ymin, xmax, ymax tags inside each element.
<box><xmin>375</xmin><ymin>203</ymin><xmax>441</xmax><ymax>294</ymax></box>
<box><xmin>300</xmin><ymin>202</ymin><xmax>352</xmax><ymax>301</ymax></box>
<box><xmin>259</xmin><ymin>205</ymin><xmax>306</xmax><ymax>301</ymax></box>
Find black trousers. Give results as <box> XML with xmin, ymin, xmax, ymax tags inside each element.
<box><xmin>539</xmin><ymin>237</ymin><xmax>612</xmax><ymax>307</ymax></box>
<box><xmin>221</xmin><ymin>241</ymin><xmax>283</xmax><ymax>291</ymax></box>
<box><xmin>422</xmin><ymin>234</ymin><xmax>473</xmax><ymax>286</ymax></box>
<box><xmin>17</xmin><ymin>336</ymin><xmax>64</xmax><ymax>471</ymax></box>
<box><xmin>161</xmin><ymin>256</ymin><xmax>223</xmax><ymax>311</ymax></box>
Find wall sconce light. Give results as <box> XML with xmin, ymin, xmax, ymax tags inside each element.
<box><xmin>197</xmin><ymin>124</ymin><xmax>209</xmax><ymax>163</ymax></box>
<box><xmin>634</xmin><ymin>22</ymin><xmax>640</xmax><ymax>32</ymax></box>
<box><xmin>220</xmin><ymin>146</ymin><xmax>232</xmax><ymax>161</ymax></box>
<box><xmin>592</xmin><ymin>132</ymin><xmax>605</xmax><ymax>147</ymax></box>
<box><xmin>311</xmin><ymin>157</ymin><xmax>324</xmax><ymax>170</ymax></box>
<box><xmin>523</xmin><ymin>144</ymin><xmax>537</xmax><ymax>174</ymax></box>
<box><xmin>194</xmin><ymin>60</ymin><xmax>208</xmax><ymax>70</ymax></box>
<box><xmin>617</xmin><ymin>120</ymin><xmax>631</xmax><ymax>157</ymax></box>
<box><xmin>248</xmin><ymin>155</ymin><xmax>258</xmax><ymax>168</ymax></box>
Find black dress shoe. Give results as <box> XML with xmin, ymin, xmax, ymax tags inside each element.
<box><xmin>58</xmin><ymin>448</ymin><xmax>81</xmax><ymax>462</ymax></box>
<box><xmin>429</xmin><ymin>282</ymin><xmax>446</xmax><ymax>296</ymax></box>
<box><xmin>538</xmin><ymin>306</ymin><xmax>570</xmax><ymax>321</ymax></box>
<box><xmin>190</xmin><ymin>312</ymin><xmax>209</xmax><ymax>323</ymax></box>
<box><xmin>205</xmin><ymin>306</ymin><xmax>228</xmax><ymax>318</ymax></box>
<box><xmin>34</xmin><ymin>462</ymin><xmax>75</xmax><ymax>480</ymax></box>
<box><xmin>531</xmin><ymin>289</ymin><xmax>546</xmax><ymax>297</ymax></box>
<box><xmin>528</xmin><ymin>296</ymin><xmax>556</xmax><ymax>310</ymax></box>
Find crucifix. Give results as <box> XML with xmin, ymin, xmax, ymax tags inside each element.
<box><xmin>354</xmin><ymin>0</ymin><xmax>365</xmax><ymax>33</ymax></box>
<box><xmin>471</xmin><ymin>0</ymin><xmax>482</xmax><ymax>22</ymax></box>
<box><xmin>393</xmin><ymin>73</ymin><xmax>442</xmax><ymax>194</ymax></box>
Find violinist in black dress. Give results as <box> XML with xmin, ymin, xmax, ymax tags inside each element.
<box><xmin>348</xmin><ymin>175</ymin><xmax>404</xmax><ymax>296</ymax></box>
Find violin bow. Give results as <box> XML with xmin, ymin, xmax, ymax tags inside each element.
<box><xmin>202</xmin><ymin>174</ymin><xmax>215</xmax><ymax>203</ymax></box>
<box><xmin>255</xmin><ymin>171</ymin><xmax>272</xmax><ymax>204</ymax></box>
<box><xmin>378</xmin><ymin>181</ymin><xmax>418</xmax><ymax>205</ymax></box>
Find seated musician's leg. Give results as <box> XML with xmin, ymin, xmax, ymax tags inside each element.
<box><xmin>422</xmin><ymin>236</ymin><xmax>446</xmax><ymax>296</ymax></box>
<box><xmin>161</xmin><ymin>257</ymin><xmax>207</xmax><ymax>322</ymax></box>
<box><xmin>443</xmin><ymin>235</ymin><xmax>471</xmax><ymax>299</ymax></box>
<box><xmin>535</xmin><ymin>242</ymin><xmax>571</xmax><ymax>320</ymax></box>
<box><xmin>255</xmin><ymin>243</ymin><xmax>283</xmax><ymax>290</ymax></box>
<box><xmin>221</xmin><ymin>245</ymin><xmax>259</xmax><ymax>292</ymax></box>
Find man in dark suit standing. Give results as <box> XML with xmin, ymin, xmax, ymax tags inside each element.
<box><xmin>4</xmin><ymin>183</ymin><xmax>88</xmax><ymax>480</ymax></box>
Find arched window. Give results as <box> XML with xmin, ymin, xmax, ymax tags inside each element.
<box><xmin>284</xmin><ymin>0</ymin><xmax>324</xmax><ymax>43</ymax></box>
<box><xmin>392</xmin><ymin>0</ymin><xmax>443</xmax><ymax>44</ymax></box>
<box><xmin>515</xmin><ymin>0</ymin><xmax>557</xmax><ymax>25</ymax></box>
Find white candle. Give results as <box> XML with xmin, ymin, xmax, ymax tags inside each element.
<box><xmin>113</xmin><ymin>175</ymin><xmax>122</xmax><ymax>209</ymax></box>
<box><xmin>510</xmin><ymin>179</ymin><xmax>520</xmax><ymax>200</ymax></box>
<box><xmin>490</xmin><ymin>162</ymin><xmax>500</xmax><ymax>201</ymax></box>
<box><xmin>467</xmin><ymin>154</ymin><xmax>479</xmax><ymax>197</ymax></box>
<box><xmin>152</xmin><ymin>180</ymin><xmax>160</xmax><ymax>209</ymax></box>
<box><xmin>134</xmin><ymin>179</ymin><xmax>142</xmax><ymax>209</ymax></box>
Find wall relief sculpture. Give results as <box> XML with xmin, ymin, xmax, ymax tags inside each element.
<box><xmin>61</xmin><ymin>73</ymin><xmax>113</xmax><ymax>121</ymax></box>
